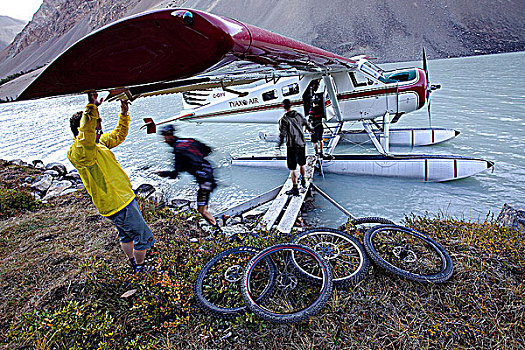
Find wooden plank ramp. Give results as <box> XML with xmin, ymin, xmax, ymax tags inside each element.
<box><xmin>260</xmin><ymin>156</ymin><xmax>316</xmax><ymax>233</ymax></box>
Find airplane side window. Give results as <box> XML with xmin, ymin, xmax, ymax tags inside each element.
<box><xmin>349</xmin><ymin>72</ymin><xmax>369</xmax><ymax>88</ymax></box>
<box><xmin>282</xmin><ymin>83</ymin><xmax>299</xmax><ymax>96</ymax></box>
<box><xmin>262</xmin><ymin>89</ymin><xmax>278</xmax><ymax>101</ymax></box>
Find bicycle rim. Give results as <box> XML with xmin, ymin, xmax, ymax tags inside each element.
<box><xmin>195</xmin><ymin>246</ymin><xmax>275</xmax><ymax>317</ymax></box>
<box><xmin>290</xmin><ymin>227</ymin><xmax>369</xmax><ymax>288</ymax></box>
<box><xmin>364</xmin><ymin>225</ymin><xmax>453</xmax><ymax>283</ymax></box>
<box><xmin>241</xmin><ymin>243</ymin><xmax>333</xmax><ymax>324</ymax></box>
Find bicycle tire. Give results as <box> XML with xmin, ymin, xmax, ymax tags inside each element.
<box><xmin>195</xmin><ymin>246</ymin><xmax>276</xmax><ymax>318</ymax></box>
<box><xmin>349</xmin><ymin>217</ymin><xmax>395</xmax><ymax>233</ymax></box>
<box><xmin>364</xmin><ymin>224</ymin><xmax>453</xmax><ymax>283</ymax></box>
<box><xmin>241</xmin><ymin>243</ymin><xmax>333</xmax><ymax>324</ymax></box>
<box><xmin>290</xmin><ymin>227</ymin><xmax>369</xmax><ymax>288</ymax></box>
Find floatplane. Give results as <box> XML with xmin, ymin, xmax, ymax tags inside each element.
<box><xmin>4</xmin><ymin>8</ymin><xmax>493</xmax><ymax>182</ymax></box>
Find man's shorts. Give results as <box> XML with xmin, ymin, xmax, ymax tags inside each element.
<box><xmin>311</xmin><ymin>124</ymin><xmax>324</xmax><ymax>144</ymax></box>
<box><xmin>286</xmin><ymin>146</ymin><xmax>306</xmax><ymax>170</ymax></box>
<box><xmin>197</xmin><ymin>181</ymin><xmax>213</xmax><ymax>206</ymax></box>
<box><xmin>108</xmin><ymin>199</ymin><xmax>155</xmax><ymax>251</ymax></box>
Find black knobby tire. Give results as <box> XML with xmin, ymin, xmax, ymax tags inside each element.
<box><xmin>195</xmin><ymin>246</ymin><xmax>276</xmax><ymax>318</ymax></box>
<box><xmin>351</xmin><ymin>217</ymin><xmax>395</xmax><ymax>225</ymax></box>
<box><xmin>364</xmin><ymin>224</ymin><xmax>453</xmax><ymax>283</ymax></box>
<box><xmin>241</xmin><ymin>243</ymin><xmax>333</xmax><ymax>324</ymax></box>
<box><xmin>350</xmin><ymin>216</ymin><xmax>395</xmax><ymax>232</ymax></box>
<box><xmin>290</xmin><ymin>227</ymin><xmax>369</xmax><ymax>288</ymax></box>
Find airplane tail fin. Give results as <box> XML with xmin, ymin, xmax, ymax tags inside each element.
<box><xmin>142</xmin><ymin>118</ymin><xmax>157</xmax><ymax>134</ymax></box>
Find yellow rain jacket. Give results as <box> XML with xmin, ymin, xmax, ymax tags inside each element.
<box><xmin>68</xmin><ymin>103</ymin><xmax>135</xmax><ymax>217</ymax></box>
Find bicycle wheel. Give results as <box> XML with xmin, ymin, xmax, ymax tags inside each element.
<box><xmin>349</xmin><ymin>217</ymin><xmax>395</xmax><ymax>235</ymax></box>
<box><xmin>195</xmin><ymin>246</ymin><xmax>276</xmax><ymax>318</ymax></box>
<box><xmin>290</xmin><ymin>227</ymin><xmax>369</xmax><ymax>288</ymax></box>
<box><xmin>241</xmin><ymin>243</ymin><xmax>333</xmax><ymax>324</ymax></box>
<box><xmin>364</xmin><ymin>225</ymin><xmax>453</xmax><ymax>283</ymax></box>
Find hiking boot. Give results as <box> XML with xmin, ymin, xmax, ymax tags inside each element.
<box><xmin>301</xmin><ymin>178</ymin><xmax>306</xmax><ymax>188</ymax></box>
<box><xmin>204</xmin><ymin>225</ymin><xmax>224</xmax><ymax>241</ymax></box>
<box><xmin>322</xmin><ymin>154</ymin><xmax>334</xmax><ymax>160</ymax></box>
<box><xmin>129</xmin><ymin>258</ymin><xmax>137</xmax><ymax>273</ymax></box>
<box><xmin>135</xmin><ymin>263</ymin><xmax>155</xmax><ymax>274</ymax></box>
<box><xmin>285</xmin><ymin>186</ymin><xmax>300</xmax><ymax>196</ymax></box>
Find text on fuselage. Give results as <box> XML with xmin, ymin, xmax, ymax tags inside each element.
<box><xmin>229</xmin><ymin>98</ymin><xmax>259</xmax><ymax>108</ymax></box>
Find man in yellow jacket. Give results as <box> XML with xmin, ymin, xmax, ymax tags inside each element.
<box><xmin>68</xmin><ymin>92</ymin><xmax>155</xmax><ymax>273</ymax></box>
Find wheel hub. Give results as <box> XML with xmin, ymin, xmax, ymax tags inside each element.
<box><xmin>393</xmin><ymin>245</ymin><xmax>417</xmax><ymax>262</ymax></box>
<box><xmin>314</xmin><ymin>242</ymin><xmax>340</xmax><ymax>260</ymax></box>
<box><xmin>224</xmin><ymin>265</ymin><xmax>243</xmax><ymax>282</ymax></box>
<box><xmin>276</xmin><ymin>273</ymin><xmax>298</xmax><ymax>291</ymax></box>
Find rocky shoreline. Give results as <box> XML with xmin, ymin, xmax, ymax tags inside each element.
<box><xmin>7</xmin><ymin>158</ymin><xmax>524</xmax><ymax>236</ymax></box>
<box><xmin>7</xmin><ymin>158</ymin><xmax>274</xmax><ymax>238</ymax></box>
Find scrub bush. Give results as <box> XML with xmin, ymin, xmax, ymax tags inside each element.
<box><xmin>0</xmin><ymin>186</ymin><xmax>42</xmax><ymax>218</ymax></box>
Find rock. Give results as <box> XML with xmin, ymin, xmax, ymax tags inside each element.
<box><xmin>43</xmin><ymin>180</ymin><xmax>74</xmax><ymax>200</ymax></box>
<box><xmin>170</xmin><ymin>199</ymin><xmax>191</xmax><ymax>209</ymax></box>
<box><xmin>496</xmin><ymin>203</ymin><xmax>525</xmax><ymax>233</ymax></box>
<box><xmin>31</xmin><ymin>174</ymin><xmax>53</xmax><ymax>193</ymax></box>
<box><xmin>134</xmin><ymin>183</ymin><xmax>155</xmax><ymax>198</ymax></box>
<box><xmin>61</xmin><ymin>188</ymin><xmax>79</xmax><ymax>196</ymax></box>
<box><xmin>44</xmin><ymin>170</ymin><xmax>60</xmax><ymax>177</ymax></box>
<box><xmin>150</xmin><ymin>190</ymin><xmax>164</xmax><ymax>204</ymax></box>
<box><xmin>10</xmin><ymin>159</ymin><xmax>27</xmax><ymax>166</ymax></box>
<box><xmin>226</xmin><ymin>216</ymin><xmax>243</xmax><ymax>225</ymax></box>
<box><xmin>63</xmin><ymin>171</ymin><xmax>82</xmax><ymax>183</ymax></box>
<box><xmin>32</xmin><ymin>160</ymin><xmax>44</xmax><ymax>168</ymax></box>
<box><xmin>45</xmin><ymin>162</ymin><xmax>67</xmax><ymax>176</ymax></box>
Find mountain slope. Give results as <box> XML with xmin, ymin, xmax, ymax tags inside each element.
<box><xmin>0</xmin><ymin>16</ymin><xmax>26</xmax><ymax>51</ymax></box>
<box><xmin>0</xmin><ymin>0</ymin><xmax>523</xmax><ymax>79</ymax></box>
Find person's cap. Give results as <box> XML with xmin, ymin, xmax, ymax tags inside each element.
<box><xmin>159</xmin><ymin>124</ymin><xmax>177</xmax><ymax>136</ymax></box>
<box><xmin>282</xmin><ymin>99</ymin><xmax>291</xmax><ymax>109</ymax></box>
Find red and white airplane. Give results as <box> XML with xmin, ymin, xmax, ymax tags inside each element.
<box><xmin>6</xmin><ymin>8</ymin><xmax>493</xmax><ymax>182</ymax></box>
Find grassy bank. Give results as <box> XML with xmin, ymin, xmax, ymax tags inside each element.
<box><xmin>0</xmin><ymin>160</ymin><xmax>523</xmax><ymax>349</ymax></box>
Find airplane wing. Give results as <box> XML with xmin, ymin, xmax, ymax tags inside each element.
<box><xmin>2</xmin><ymin>8</ymin><xmax>358</xmax><ymax>102</ymax></box>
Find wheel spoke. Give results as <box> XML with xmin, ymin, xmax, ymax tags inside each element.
<box><xmin>242</xmin><ymin>243</ymin><xmax>333</xmax><ymax>323</ymax></box>
<box><xmin>364</xmin><ymin>225</ymin><xmax>453</xmax><ymax>283</ymax></box>
<box><xmin>290</xmin><ymin>228</ymin><xmax>369</xmax><ymax>287</ymax></box>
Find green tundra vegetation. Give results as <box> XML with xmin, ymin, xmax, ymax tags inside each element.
<box><xmin>0</xmin><ymin>160</ymin><xmax>523</xmax><ymax>349</ymax></box>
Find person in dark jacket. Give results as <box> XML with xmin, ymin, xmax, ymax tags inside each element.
<box><xmin>309</xmin><ymin>99</ymin><xmax>325</xmax><ymax>157</ymax></box>
<box><xmin>156</xmin><ymin>125</ymin><xmax>218</xmax><ymax>227</ymax></box>
<box><xmin>277</xmin><ymin>99</ymin><xmax>313</xmax><ymax>196</ymax></box>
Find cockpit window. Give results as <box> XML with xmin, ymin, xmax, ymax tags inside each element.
<box><xmin>383</xmin><ymin>70</ymin><xmax>417</xmax><ymax>83</ymax></box>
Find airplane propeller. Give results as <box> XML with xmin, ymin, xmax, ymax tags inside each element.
<box><xmin>422</xmin><ymin>48</ymin><xmax>441</xmax><ymax>127</ymax></box>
